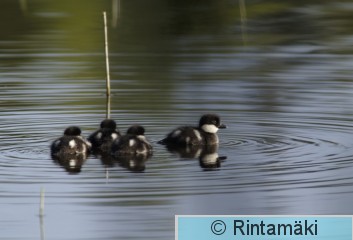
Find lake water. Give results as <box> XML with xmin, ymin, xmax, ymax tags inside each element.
<box><xmin>1</xmin><ymin>0</ymin><xmax>353</xmax><ymax>239</ymax></box>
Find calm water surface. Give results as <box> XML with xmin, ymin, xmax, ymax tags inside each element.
<box><xmin>1</xmin><ymin>0</ymin><xmax>353</xmax><ymax>239</ymax></box>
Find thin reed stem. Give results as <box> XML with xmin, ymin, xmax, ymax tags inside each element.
<box><xmin>239</xmin><ymin>0</ymin><xmax>248</xmax><ymax>46</ymax></box>
<box><xmin>103</xmin><ymin>11</ymin><xmax>111</xmax><ymax>96</ymax></box>
<box><xmin>106</xmin><ymin>93</ymin><xmax>111</xmax><ymax>119</ymax></box>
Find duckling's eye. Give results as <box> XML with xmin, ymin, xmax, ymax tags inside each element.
<box><xmin>212</xmin><ymin>120</ymin><xmax>217</xmax><ymax>125</ymax></box>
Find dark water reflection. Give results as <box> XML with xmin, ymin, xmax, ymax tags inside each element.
<box><xmin>165</xmin><ymin>144</ymin><xmax>226</xmax><ymax>169</ymax></box>
<box><xmin>51</xmin><ymin>153</ymin><xmax>88</xmax><ymax>174</ymax></box>
<box><xmin>1</xmin><ymin>0</ymin><xmax>353</xmax><ymax>239</ymax></box>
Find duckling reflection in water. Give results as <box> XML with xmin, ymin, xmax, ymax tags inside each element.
<box><xmin>51</xmin><ymin>126</ymin><xmax>91</xmax><ymax>157</ymax></box>
<box><xmin>114</xmin><ymin>154</ymin><xmax>151</xmax><ymax>172</ymax></box>
<box><xmin>198</xmin><ymin>145</ymin><xmax>227</xmax><ymax>169</ymax></box>
<box><xmin>166</xmin><ymin>144</ymin><xmax>227</xmax><ymax>169</ymax></box>
<box><xmin>52</xmin><ymin>153</ymin><xmax>87</xmax><ymax>174</ymax></box>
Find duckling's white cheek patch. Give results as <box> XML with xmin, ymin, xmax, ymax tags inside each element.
<box><xmin>69</xmin><ymin>140</ymin><xmax>77</xmax><ymax>148</ymax></box>
<box><xmin>111</xmin><ymin>133</ymin><xmax>118</xmax><ymax>140</ymax></box>
<box><xmin>138</xmin><ymin>135</ymin><xmax>146</xmax><ymax>140</ymax></box>
<box><xmin>129</xmin><ymin>139</ymin><xmax>136</xmax><ymax>147</ymax></box>
<box><xmin>201</xmin><ymin>124</ymin><xmax>218</xmax><ymax>133</ymax></box>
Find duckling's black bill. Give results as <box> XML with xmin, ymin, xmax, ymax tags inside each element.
<box><xmin>219</xmin><ymin>124</ymin><xmax>227</xmax><ymax>129</ymax></box>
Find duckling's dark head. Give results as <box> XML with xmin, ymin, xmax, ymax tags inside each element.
<box><xmin>100</xmin><ymin>119</ymin><xmax>117</xmax><ymax>129</ymax></box>
<box><xmin>127</xmin><ymin>125</ymin><xmax>145</xmax><ymax>136</ymax></box>
<box><xmin>64</xmin><ymin>126</ymin><xmax>82</xmax><ymax>136</ymax></box>
<box><xmin>199</xmin><ymin>114</ymin><xmax>226</xmax><ymax>133</ymax></box>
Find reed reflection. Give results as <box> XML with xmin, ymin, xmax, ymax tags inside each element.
<box><xmin>92</xmin><ymin>151</ymin><xmax>115</xmax><ymax>168</ymax></box>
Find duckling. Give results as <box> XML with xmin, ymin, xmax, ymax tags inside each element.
<box><xmin>111</xmin><ymin>125</ymin><xmax>152</xmax><ymax>156</ymax></box>
<box><xmin>158</xmin><ymin>114</ymin><xmax>226</xmax><ymax>146</ymax></box>
<box><xmin>51</xmin><ymin>126</ymin><xmax>91</xmax><ymax>156</ymax></box>
<box><xmin>88</xmin><ymin>119</ymin><xmax>121</xmax><ymax>152</ymax></box>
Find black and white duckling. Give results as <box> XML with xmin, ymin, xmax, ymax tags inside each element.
<box><xmin>111</xmin><ymin>125</ymin><xmax>153</xmax><ymax>156</ymax></box>
<box><xmin>88</xmin><ymin>119</ymin><xmax>121</xmax><ymax>152</ymax></box>
<box><xmin>51</xmin><ymin>126</ymin><xmax>91</xmax><ymax>156</ymax></box>
<box><xmin>158</xmin><ymin>114</ymin><xmax>226</xmax><ymax>146</ymax></box>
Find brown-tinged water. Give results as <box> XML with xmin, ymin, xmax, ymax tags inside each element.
<box><xmin>1</xmin><ymin>0</ymin><xmax>353</xmax><ymax>239</ymax></box>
